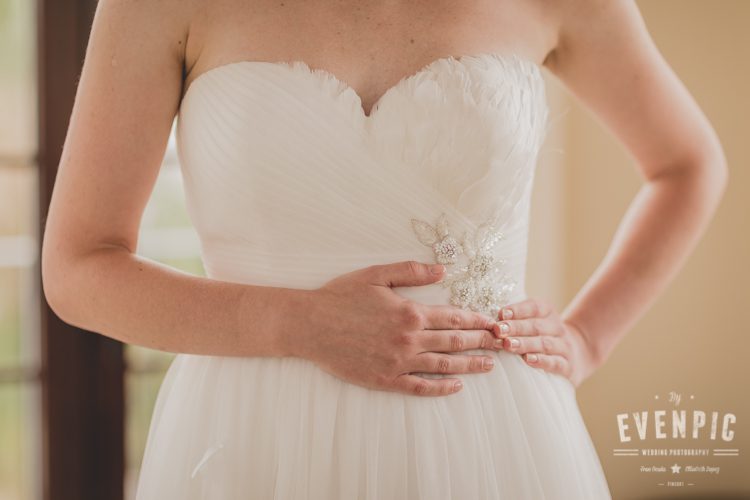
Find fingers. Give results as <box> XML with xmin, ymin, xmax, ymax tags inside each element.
<box><xmin>416</xmin><ymin>329</ymin><xmax>504</xmax><ymax>353</ymax></box>
<box><xmin>502</xmin><ymin>332</ymin><xmax>564</xmax><ymax>357</ymax></box>
<box><xmin>410</xmin><ymin>352</ymin><xmax>496</xmax><ymax>375</ymax></box>
<box><xmin>420</xmin><ymin>303</ymin><xmax>495</xmax><ymax>331</ymax></box>
<box><xmin>522</xmin><ymin>353</ymin><xmax>571</xmax><ymax>379</ymax></box>
<box><xmin>392</xmin><ymin>373</ymin><xmax>465</xmax><ymax>397</ymax></box>
<box><xmin>369</xmin><ymin>260</ymin><xmax>446</xmax><ymax>288</ymax></box>
<box><xmin>492</xmin><ymin>298</ymin><xmax>573</xmax><ymax>381</ymax></box>
<box><xmin>493</xmin><ymin>315</ymin><xmax>561</xmax><ymax>339</ymax></box>
<box><xmin>497</xmin><ymin>297</ymin><xmax>553</xmax><ymax>321</ymax></box>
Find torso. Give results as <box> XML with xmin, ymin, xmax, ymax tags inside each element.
<box><xmin>181</xmin><ymin>0</ymin><xmax>558</xmax><ymax>116</ymax></box>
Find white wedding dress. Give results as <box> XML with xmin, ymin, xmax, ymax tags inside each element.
<box><xmin>135</xmin><ymin>52</ymin><xmax>612</xmax><ymax>499</ymax></box>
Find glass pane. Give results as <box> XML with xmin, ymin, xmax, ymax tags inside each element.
<box><xmin>0</xmin><ymin>382</ymin><xmax>41</xmax><ymax>500</ymax></box>
<box><xmin>0</xmin><ymin>2</ymin><xmax>39</xmax><ymax>500</ymax></box>
<box><xmin>0</xmin><ymin>166</ymin><xmax>39</xmax><ymax>370</ymax></box>
<box><xmin>135</xmin><ymin>121</ymin><xmax>203</xmax><ymax>267</ymax></box>
<box><xmin>126</xmin><ymin>119</ymin><xmax>202</xmax><ymax>498</ymax></box>
<box><xmin>0</xmin><ymin>0</ymin><xmax>37</xmax><ymax>158</ymax></box>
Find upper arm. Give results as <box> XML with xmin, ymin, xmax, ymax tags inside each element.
<box><xmin>43</xmin><ymin>0</ymin><xmax>190</xmax><ymax>267</ymax></box>
<box><xmin>543</xmin><ymin>0</ymin><xmax>728</xmax><ymax>182</ymax></box>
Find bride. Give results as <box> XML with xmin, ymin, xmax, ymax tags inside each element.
<box><xmin>41</xmin><ymin>0</ymin><xmax>727</xmax><ymax>498</ymax></box>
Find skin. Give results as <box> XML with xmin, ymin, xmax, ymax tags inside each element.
<box><xmin>41</xmin><ymin>0</ymin><xmax>728</xmax><ymax>397</ymax></box>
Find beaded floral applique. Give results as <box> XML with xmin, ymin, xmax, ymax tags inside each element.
<box><xmin>410</xmin><ymin>210</ymin><xmax>516</xmax><ymax>316</ymax></box>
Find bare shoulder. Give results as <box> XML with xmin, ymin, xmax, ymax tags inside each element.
<box><xmin>539</xmin><ymin>0</ymin><xmax>726</xmax><ymax>181</ymax></box>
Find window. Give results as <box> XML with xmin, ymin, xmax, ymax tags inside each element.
<box><xmin>0</xmin><ymin>1</ymin><xmax>41</xmax><ymax>499</ymax></box>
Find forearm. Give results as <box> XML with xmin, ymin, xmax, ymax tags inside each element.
<box><xmin>42</xmin><ymin>245</ymin><xmax>312</xmax><ymax>357</ymax></box>
<box><xmin>561</xmin><ymin>161</ymin><xmax>727</xmax><ymax>367</ymax></box>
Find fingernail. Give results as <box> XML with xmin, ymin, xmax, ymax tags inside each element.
<box><xmin>502</xmin><ymin>308</ymin><xmax>513</xmax><ymax>320</ymax></box>
<box><xmin>526</xmin><ymin>353</ymin><xmax>538</xmax><ymax>363</ymax></box>
<box><xmin>494</xmin><ymin>338</ymin><xmax>504</xmax><ymax>349</ymax></box>
<box><xmin>454</xmin><ymin>380</ymin><xmax>463</xmax><ymax>391</ymax></box>
<box><xmin>483</xmin><ymin>357</ymin><xmax>495</xmax><ymax>370</ymax></box>
<box><xmin>430</xmin><ymin>264</ymin><xmax>445</xmax><ymax>274</ymax></box>
<box><xmin>509</xmin><ymin>338</ymin><xmax>520</xmax><ymax>349</ymax></box>
<box><xmin>496</xmin><ymin>321</ymin><xmax>510</xmax><ymax>337</ymax></box>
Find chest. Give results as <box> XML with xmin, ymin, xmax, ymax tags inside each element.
<box><xmin>183</xmin><ymin>0</ymin><xmax>551</xmax><ymax>115</ymax></box>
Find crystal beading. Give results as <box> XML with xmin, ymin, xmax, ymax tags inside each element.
<box><xmin>410</xmin><ymin>209</ymin><xmax>516</xmax><ymax>317</ymax></box>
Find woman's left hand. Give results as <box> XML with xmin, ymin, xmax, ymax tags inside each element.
<box><xmin>491</xmin><ymin>298</ymin><xmax>601</xmax><ymax>388</ymax></box>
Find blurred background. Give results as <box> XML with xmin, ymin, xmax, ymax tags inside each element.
<box><xmin>0</xmin><ymin>0</ymin><xmax>747</xmax><ymax>499</ymax></box>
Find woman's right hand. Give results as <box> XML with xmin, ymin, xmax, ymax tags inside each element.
<box><xmin>287</xmin><ymin>261</ymin><xmax>503</xmax><ymax>397</ymax></box>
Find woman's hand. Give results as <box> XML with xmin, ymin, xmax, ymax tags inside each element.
<box><xmin>287</xmin><ymin>261</ymin><xmax>503</xmax><ymax>397</ymax></box>
<box><xmin>493</xmin><ymin>298</ymin><xmax>602</xmax><ymax>388</ymax></box>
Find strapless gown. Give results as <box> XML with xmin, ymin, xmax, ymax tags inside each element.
<box><xmin>134</xmin><ymin>52</ymin><xmax>612</xmax><ymax>499</ymax></box>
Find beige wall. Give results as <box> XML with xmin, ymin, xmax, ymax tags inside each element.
<box><xmin>527</xmin><ymin>1</ymin><xmax>749</xmax><ymax>498</ymax></box>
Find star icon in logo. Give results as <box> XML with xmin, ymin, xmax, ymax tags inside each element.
<box><xmin>670</xmin><ymin>463</ymin><xmax>682</xmax><ymax>474</ymax></box>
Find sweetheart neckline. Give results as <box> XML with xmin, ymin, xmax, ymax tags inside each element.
<box><xmin>180</xmin><ymin>51</ymin><xmax>543</xmax><ymax>119</ymax></box>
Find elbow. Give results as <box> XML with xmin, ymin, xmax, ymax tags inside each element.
<box><xmin>713</xmin><ymin>155</ymin><xmax>729</xmax><ymax>197</ymax></box>
<box><xmin>41</xmin><ymin>249</ymin><xmax>68</xmax><ymax>324</ymax></box>
<box><xmin>696</xmin><ymin>131</ymin><xmax>730</xmax><ymax>200</ymax></box>
<box><xmin>700</xmin><ymin>148</ymin><xmax>729</xmax><ymax>207</ymax></box>
<box><xmin>652</xmin><ymin>144</ymin><xmax>729</xmax><ymax>206</ymax></box>
<box><xmin>688</xmin><ymin>151</ymin><xmax>729</xmax><ymax>217</ymax></box>
<box><xmin>41</xmin><ymin>235</ymin><xmax>79</xmax><ymax>326</ymax></box>
<box><xmin>42</xmin><ymin>230</ymin><xmax>134</xmax><ymax>329</ymax></box>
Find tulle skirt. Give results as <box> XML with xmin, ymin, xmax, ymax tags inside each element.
<box><xmin>134</xmin><ymin>340</ymin><xmax>611</xmax><ymax>499</ymax></box>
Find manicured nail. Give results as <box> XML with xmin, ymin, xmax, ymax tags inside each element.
<box><xmin>502</xmin><ymin>308</ymin><xmax>513</xmax><ymax>320</ymax></box>
<box><xmin>509</xmin><ymin>338</ymin><xmax>520</xmax><ymax>349</ymax></box>
<box><xmin>494</xmin><ymin>338</ymin><xmax>504</xmax><ymax>349</ymax></box>
<box><xmin>454</xmin><ymin>380</ymin><xmax>463</xmax><ymax>391</ymax></box>
<box><xmin>497</xmin><ymin>321</ymin><xmax>510</xmax><ymax>337</ymax></box>
<box><xmin>483</xmin><ymin>357</ymin><xmax>495</xmax><ymax>370</ymax></box>
<box><xmin>526</xmin><ymin>353</ymin><xmax>538</xmax><ymax>363</ymax></box>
